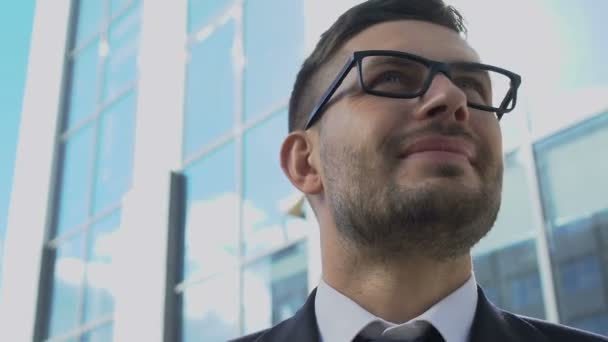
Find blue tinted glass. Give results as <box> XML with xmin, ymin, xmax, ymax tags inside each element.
<box><xmin>473</xmin><ymin>151</ymin><xmax>537</xmax><ymax>254</ymax></box>
<box><xmin>535</xmin><ymin>113</ymin><xmax>608</xmax><ymax>225</ymax></box>
<box><xmin>84</xmin><ymin>211</ymin><xmax>121</xmax><ymax>323</ymax></box>
<box><xmin>188</xmin><ymin>0</ymin><xmax>231</xmax><ymax>33</ymax></box>
<box><xmin>75</xmin><ymin>0</ymin><xmax>104</xmax><ymax>45</ymax></box>
<box><xmin>81</xmin><ymin>323</ymin><xmax>113</xmax><ymax>342</ymax></box>
<box><xmin>560</xmin><ymin>256</ymin><xmax>602</xmax><ymax>293</ymax></box>
<box><xmin>474</xmin><ymin>239</ymin><xmax>545</xmax><ymax>319</ymax></box>
<box><xmin>48</xmin><ymin>234</ymin><xmax>85</xmax><ymax>337</ymax></box>
<box><xmin>569</xmin><ymin>314</ymin><xmax>608</xmax><ymax>337</ymax></box>
<box><xmin>550</xmin><ymin>0</ymin><xmax>608</xmax><ymax>89</ymax></box>
<box><xmin>111</xmin><ymin>0</ymin><xmax>136</xmax><ymax>15</ymax></box>
<box><xmin>92</xmin><ymin>92</ymin><xmax>136</xmax><ymax>214</ymax></box>
<box><xmin>243</xmin><ymin>111</ymin><xmax>298</xmax><ymax>256</ymax></box>
<box><xmin>243</xmin><ymin>241</ymin><xmax>308</xmax><ymax>334</ymax></box>
<box><xmin>244</xmin><ymin>0</ymin><xmax>304</xmax><ymax>121</ymax></box>
<box><xmin>67</xmin><ymin>40</ymin><xmax>100</xmax><ymax>130</ymax></box>
<box><xmin>56</xmin><ymin>125</ymin><xmax>95</xmax><ymax>236</ymax></box>
<box><xmin>509</xmin><ymin>274</ymin><xmax>542</xmax><ymax>311</ymax></box>
<box><xmin>183</xmin><ymin>21</ymin><xmax>236</xmax><ymax>157</ymax></box>
<box><xmin>183</xmin><ymin>142</ymin><xmax>238</xmax><ymax>280</ymax></box>
<box><xmin>181</xmin><ymin>272</ymin><xmax>239</xmax><ymax>341</ymax></box>
<box><xmin>103</xmin><ymin>4</ymin><xmax>140</xmax><ymax>102</ymax></box>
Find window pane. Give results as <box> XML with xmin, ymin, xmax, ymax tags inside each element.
<box><xmin>182</xmin><ymin>272</ymin><xmax>239</xmax><ymax>341</ymax></box>
<box><xmin>92</xmin><ymin>92</ymin><xmax>136</xmax><ymax>214</ymax></box>
<box><xmin>473</xmin><ymin>150</ymin><xmax>545</xmax><ymax>318</ymax></box>
<box><xmin>67</xmin><ymin>40</ymin><xmax>100</xmax><ymax>130</ymax></box>
<box><xmin>74</xmin><ymin>0</ymin><xmax>104</xmax><ymax>45</ymax></box>
<box><xmin>84</xmin><ymin>211</ymin><xmax>121</xmax><ymax>323</ymax></box>
<box><xmin>183</xmin><ymin>21</ymin><xmax>236</xmax><ymax>157</ymax></box>
<box><xmin>81</xmin><ymin>323</ymin><xmax>113</xmax><ymax>342</ymax></box>
<box><xmin>48</xmin><ymin>234</ymin><xmax>85</xmax><ymax>337</ymax></box>
<box><xmin>474</xmin><ymin>239</ymin><xmax>545</xmax><ymax>319</ymax></box>
<box><xmin>536</xmin><ymin>112</ymin><xmax>608</xmax><ymax>336</ymax></box>
<box><xmin>188</xmin><ymin>0</ymin><xmax>231</xmax><ymax>33</ymax></box>
<box><xmin>103</xmin><ymin>4</ymin><xmax>141</xmax><ymax>102</ymax></box>
<box><xmin>474</xmin><ymin>151</ymin><xmax>537</xmax><ymax>255</ymax></box>
<box><xmin>244</xmin><ymin>0</ymin><xmax>304</xmax><ymax>121</ymax></box>
<box><xmin>183</xmin><ymin>142</ymin><xmax>238</xmax><ymax>281</ymax></box>
<box><xmin>243</xmin><ymin>241</ymin><xmax>308</xmax><ymax>334</ymax></box>
<box><xmin>56</xmin><ymin>125</ymin><xmax>95</xmax><ymax>236</ymax></box>
<box><xmin>536</xmin><ymin>113</ymin><xmax>608</xmax><ymax>222</ymax></box>
<box><xmin>243</xmin><ymin>111</ymin><xmax>301</xmax><ymax>256</ymax></box>
<box><xmin>111</xmin><ymin>0</ymin><xmax>136</xmax><ymax>15</ymax></box>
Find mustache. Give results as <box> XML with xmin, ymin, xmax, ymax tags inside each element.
<box><xmin>384</xmin><ymin>122</ymin><xmax>479</xmax><ymax>156</ymax></box>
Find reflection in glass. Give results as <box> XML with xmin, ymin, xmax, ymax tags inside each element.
<box><xmin>104</xmin><ymin>4</ymin><xmax>140</xmax><ymax>101</ymax></box>
<box><xmin>92</xmin><ymin>92</ymin><xmax>136</xmax><ymax>214</ymax></box>
<box><xmin>67</xmin><ymin>40</ymin><xmax>100</xmax><ymax>130</ymax></box>
<box><xmin>81</xmin><ymin>323</ymin><xmax>113</xmax><ymax>342</ymax></box>
<box><xmin>536</xmin><ymin>113</ymin><xmax>608</xmax><ymax>223</ymax></box>
<box><xmin>243</xmin><ymin>241</ymin><xmax>308</xmax><ymax>334</ymax></box>
<box><xmin>183</xmin><ymin>20</ymin><xmax>236</xmax><ymax>158</ymax></box>
<box><xmin>243</xmin><ymin>111</ymin><xmax>300</xmax><ymax>256</ymax></box>
<box><xmin>474</xmin><ymin>150</ymin><xmax>536</xmax><ymax>254</ymax></box>
<box><xmin>111</xmin><ymin>0</ymin><xmax>136</xmax><ymax>15</ymax></box>
<box><xmin>181</xmin><ymin>272</ymin><xmax>239</xmax><ymax>341</ymax></box>
<box><xmin>536</xmin><ymin>112</ymin><xmax>608</xmax><ymax>336</ymax></box>
<box><xmin>474</xmin><ymin>239</ymin><xmax>545</xmax><ymax>319</ymax></box>
<box><xmin>188</xmin><ymin>0</ymin><xmax>231</xmax><ymax>33</ymax></box>
<box><xmin>473</xmin><ymin>150</ymin><xmax>545</xmax><ymax>318</ymax></box>
<box><xmin>84</xmin><ymin>211</ymin><xmax>121</xmax><ymax>323</ymax></box>
<box><xmin>48</xmin><ymin>234</ymin><xmax>85</xmax><ymax>337</ymax></box>
<box><xmin>244</xmin><ymin>0</ymin><xmax>304</xmax><ymax>121</ymax></box>
<box><xmin>56</xmin><ymin>125</ymin><xmax>95</xmax><ymax>236</ymax></box>
<box><xmin>74</xmin><ymin>0</ymin><xmax>104</xmax><ymax>45</ymax></box>
<box><xmin>183</xmin><ymin>142</ymin><xmax>238</xmax><ymax>281</ymax></box>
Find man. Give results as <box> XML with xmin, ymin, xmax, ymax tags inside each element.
<box><xmin>233</xmin><ymin>0</ymin><xmax>608</xmax><ymax>341</ymax></box>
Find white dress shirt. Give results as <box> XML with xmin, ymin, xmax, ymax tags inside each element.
<box><xmin>314</xmin><ymin>274</ymin><xmax>478</xmax><ymax>342</ymax></box>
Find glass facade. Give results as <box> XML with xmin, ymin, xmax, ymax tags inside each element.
<box><xmin>2</xmin><ymin>0</ymin><xmax>607</xmax><ymax>340</ymax></box>
<box><xmin>535</xmin><ymin>112</ymin><xmax>608</xmax><ymax>336</ymax></box>
<box><xmin>42</xmin><ymin>0</ymin><xmax>140</xmax><ymax>340</ymax></box>
<box><xmin>176</xmin><ymin>1</ymin><xmax>309</xmax><ymax>339</ymax></box>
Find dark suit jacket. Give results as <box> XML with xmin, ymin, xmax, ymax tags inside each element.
<box><xmin>231</xmin><ymin>286</ymin><xmax>608</xmax><ymax>342</ymax></box>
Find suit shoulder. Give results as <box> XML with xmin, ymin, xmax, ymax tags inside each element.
<box><xmin>228</xmin><ymin>329</ymin><xmax>269</xmax><ymax>342</ymax></box>
<box><xmin>511</xmin><ymin>312</ymin><xmax>608</xmax><ymax>341</ymax></box>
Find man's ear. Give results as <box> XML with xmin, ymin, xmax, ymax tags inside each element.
<box><xmin>280</xmin><ymin>131</ymin><xmax>323</xmax><ymax>195</ymax></box>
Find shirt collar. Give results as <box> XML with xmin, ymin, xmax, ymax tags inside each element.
<box><xmin>315</xmin><ymin>274</ymin><xmax>478</xmax><ymax>342</ymax></box>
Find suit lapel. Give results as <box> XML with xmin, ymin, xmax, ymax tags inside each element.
<box><xmin>256</xmin><ymin>289</ymin><xmax>320</xmax><ymax>342</ymax></box>
<box><xmin>470</xmin><ymin>286</ymin><xmax>548</xmax><ymax>342</ymax></box>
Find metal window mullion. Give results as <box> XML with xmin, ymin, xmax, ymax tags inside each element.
<box><xmin>521</xmin><ymin>124</ymin><xmax>560</xmax><ymax>323</ymax></box>
<box><xmin>74</xmin><ymin>14</ymin><xmax>111</xmax><ymax>334</ymax></box>
<box><xmin>234</xmin><ymin>0</ymin><xmax>246</xmax><ymax>335</ymax></box>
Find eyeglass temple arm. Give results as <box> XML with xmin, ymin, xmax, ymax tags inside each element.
<box><xmin>304</xmin><ymin>57</ymin><xmax>357</xmax><ymax>129</ymax></box>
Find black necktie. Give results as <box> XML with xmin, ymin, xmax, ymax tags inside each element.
<box><xmin>352</xmin><ymin>325</ymin><xmax>445</xmax><ymax>342</ymax></box>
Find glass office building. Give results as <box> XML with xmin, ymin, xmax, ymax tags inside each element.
<box><xmin>0</xmin><ymin>0</ymin><xmax>606</xmax><ymax>340</ymax></box>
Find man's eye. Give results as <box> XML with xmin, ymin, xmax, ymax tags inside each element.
<box><xmin>454</xmin><ymin>77</ymin><xmax>488</xmax><ymax>101</ymax></box>
<box><xmin>368</xmin><ymin>71</ymin><xmax>421</xmax><ymax>93</ymax></box>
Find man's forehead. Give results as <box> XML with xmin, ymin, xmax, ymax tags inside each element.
<box><xmin>342</xmin><ymin>20</ymin><xmax>480</xmax><ymax>63</ymax></box>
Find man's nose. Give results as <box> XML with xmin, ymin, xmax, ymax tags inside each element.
<box><xmin>413</xmin><ymin>73</ymin><xmax>470</xmax><ymax>122</ymax></box>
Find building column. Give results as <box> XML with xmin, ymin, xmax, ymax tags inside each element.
<box><xmin>111</xmin><ymin>0</ymin><xmax>187</xmax><ymax>341</ymax></box>
<box><xmin>0</xmin><ymin>0</ymin><xmax>72</xmax><ymax>340</ymax></box>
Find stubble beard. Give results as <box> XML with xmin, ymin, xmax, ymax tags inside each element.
<box><xmin>322</xmin><ymin>143</ymin><xmax>502</xmax><ymax>262</ymax></box>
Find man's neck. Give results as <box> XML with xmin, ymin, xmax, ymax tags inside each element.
<box><xmin>321</xmin><ymin>233</ymin><xmax>473</xmax><ymax>324</ymax></box>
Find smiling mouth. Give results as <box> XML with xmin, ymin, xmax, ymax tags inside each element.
<box><xmin>398</xmin><ymin>135</ymin><xmax>475</xmax><ymax>163</ymax></box>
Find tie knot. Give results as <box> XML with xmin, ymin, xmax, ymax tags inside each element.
<box><xmin>353</xmin><ymin>324</ymin><xmax>445</xmax><ymax>342</ymax></box>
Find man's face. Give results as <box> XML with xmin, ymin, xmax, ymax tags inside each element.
<box><xmin>317</xmin><ymin>20</ymin><xmax>503</xmax><ymax>260</ymax></box>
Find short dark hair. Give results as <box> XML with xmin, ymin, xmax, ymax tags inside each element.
<box><xmin>288</xmin><ymin>0</ymin><xmax>467</xmax><ymax>132</ymax></box>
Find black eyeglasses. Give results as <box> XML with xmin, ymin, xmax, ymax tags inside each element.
<box><xmin>304</xmin><ymin>50</ymin><xmax>522</xmax><ymax>129</ymax></box>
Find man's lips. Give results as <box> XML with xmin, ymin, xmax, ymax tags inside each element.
<box><xmin>398</xmin><ymin>135</ymin><xmax>476</xmax><ymax>162</ymax></box>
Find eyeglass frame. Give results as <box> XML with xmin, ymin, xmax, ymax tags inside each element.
<box><xmin>303</xmin><ymin>50</ymin><xmax>522</xmax><ymax>129</ymax></box>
